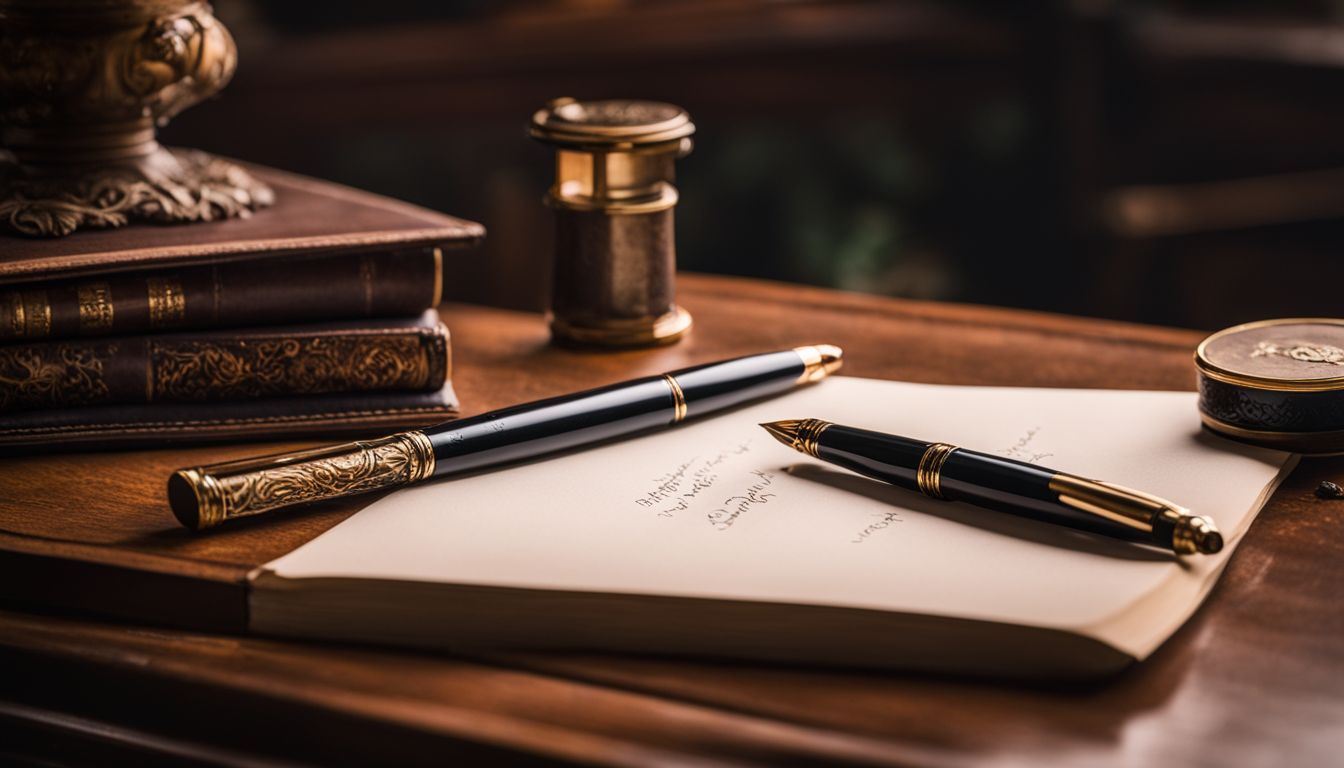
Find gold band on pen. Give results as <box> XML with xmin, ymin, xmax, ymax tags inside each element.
<box><xmin>663</xmin><ymin>374</ymin><xmax>687</xmax><ymax>423</ymax></box>
<box><xmin>916</xmin><ymin>442</ymin><xmax>958</xmax><ymax>500</ymax></box>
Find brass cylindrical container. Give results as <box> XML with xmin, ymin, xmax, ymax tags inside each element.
<box><xmin>530</xmin><ymin>98</ymin><xmax>695</xmax><ymax>347</ymax></box>
<box><xmin>1195</xmin><ymin>318</ymin><xmax>1344</xmax><ymax>454</ymax></box>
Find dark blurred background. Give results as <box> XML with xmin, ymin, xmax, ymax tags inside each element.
<box><xmin>164</xmin><ymin>0</ymin><xmax>1344</xmax><ymax>330</ymax></box>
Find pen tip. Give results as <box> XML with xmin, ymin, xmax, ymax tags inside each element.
<box><xmin>760</xmin><ymin>420</ymin><xmax>801</xmax><ymax>447</ymax></box>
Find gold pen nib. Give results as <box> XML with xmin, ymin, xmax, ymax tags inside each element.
<box><xmin>760</xmin><ymin>420</ymin><xmax>803</xmax><ymax>448</ymax></box>
<box><xmin>760</xmin><ymin>418</ymin><xmax>831</xmax><ymax>457</ymax></box>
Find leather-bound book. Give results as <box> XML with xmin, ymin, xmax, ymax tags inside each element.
<box><xmin>0</xmin><ymin>247</ymin><xmax>441</xmax><ymax>342</ymax></box>
<box><xmin>0</xmin><ymin>164</ymin><xmax>483</xmax><ymax>333</ymax></box>
<box><xmin>0</xmin><ymin>163</ymin><xmax>479</xmax><ymax>448</ymax></box>
<box><xmin>0</xmin><ymin>385</ymin><xmax>457</xmax><ymax>452</ymax></box>
<box><xmin>0</xmin><ymin>312</ymin><xmax>449</xmax><ymax>413</ymax></box>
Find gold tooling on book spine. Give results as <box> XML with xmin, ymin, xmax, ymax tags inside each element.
<box><xmin>77</xmin><ymin>282</ymin><xmax>114</xmax><ymax>332</ymax></box>
<box><xmin>147</xmin><ymin>278</ymin><xmax>186</xmax><ymax>328</ymax></box>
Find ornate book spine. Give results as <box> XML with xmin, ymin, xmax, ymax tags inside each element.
<box><xmin>0</xmin><ymin>316</ymin><xmax>450</xmax><ymax>413</ymax></box>
<box><xmin>0</xmin><ymin>247</ymin><xmax>442</xmax><ymax>342</ymax></box>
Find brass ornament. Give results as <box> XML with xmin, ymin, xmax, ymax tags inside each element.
<box><xmin>531</xmin><ymin>97</ymin><xmax>696</xmax><ymax>348</ymax></box>
<box><xmin>0</xmin><ymin>0</ymin><xmax>274</xmax><ymax>237</ymax></box>
<box><xmin>1195</xmin><ymin>318</ymin><xmax>1344</xmax><ymax>392</ymax></box>
<box><xmin>170</xmin><ymin>431</ymin><xmax>437</xmax><ymax>529</ymax></box>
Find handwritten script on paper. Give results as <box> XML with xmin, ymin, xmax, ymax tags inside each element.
<box><xmin>851</xmin><ymin>510</ymin><xmax>904</xmax><ymax>544</ymax></box>
<box><xmin>632</xmin><ymin>441</ymin><xmax>783</xmax><ymax>530</ymax></box>
<box><xmin>995</xmin><ymin>426</ymin><xmax>1053</xmax><ymax>464</ymax></box>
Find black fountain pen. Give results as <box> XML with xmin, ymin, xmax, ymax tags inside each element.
<box><xmin>761</xmin><ymin>419</ymin><xmax>1223</xmax><ymax>555</ymax></box>
<box><xmin>169</xmin><ymin>345</ymin><xmax>842</xmax><ymax>530</ymax></box>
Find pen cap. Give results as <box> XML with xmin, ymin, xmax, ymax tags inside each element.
<box><xmin>1195</xmin><ymin>318</ymin><xmax>1344</xmax><ymax>454</ymax></box>
<box><xmin>168</xmin><ymin>431</ymin><xmax>436</xmax><ymax>530</ymax></box>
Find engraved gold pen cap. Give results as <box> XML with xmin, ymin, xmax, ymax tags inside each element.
<box><xmin>1196</xmin><ymin>318</ymin><xmax>1344</xmax><ymax>453</ymax></box>
<box><xmin>168</xmin><ymin>432</ymin><xmax>436</xmax><ymax>530</ymax></box>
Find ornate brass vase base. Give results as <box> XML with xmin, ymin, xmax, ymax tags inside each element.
<box><xmin>0</xmin><ymin>147</ymin><xmax>273</xmax><ymax>238</ymax></box>
<box><xmin>0</xmin><ymin>0</ymin><xmax>274</xmax><ymax>237</ymax></box>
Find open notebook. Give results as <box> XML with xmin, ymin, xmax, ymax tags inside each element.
<box><xmin>252</xmin><ymin>377</ymin><xmax>1296</xmax><ymax>678</ymax></box>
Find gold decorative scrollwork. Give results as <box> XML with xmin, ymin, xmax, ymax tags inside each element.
<box><xmin>0</xmin><ymin>149</ymin><xmax>275</xmax><ymax>238</ymax></box>
<box><xmin>0</xmin><ymin>343</ymin><xmax>112</xmax><ymax>411</ymax></box>
<box><xmin>151</xmin><ymin>334</ymin><xmax>437</xmax><ymax>401</ymax></box>
<box><xmin>175</xmin><ymin>431</ymin><xmax>437</xmax><ymax>528</ymax></box>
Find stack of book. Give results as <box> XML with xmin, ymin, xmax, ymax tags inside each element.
<box><xmin>0</xmin><ymin>166</ymin><xmax>484</xmax><ymax>451</ymax></box>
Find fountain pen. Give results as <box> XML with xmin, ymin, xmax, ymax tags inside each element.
<box><xmin>761</xmin><ymin>419</ymin><xmax>1223</xmax><ymax>555</ymax></box>
<box><xmin>169</xmin><ymin>345</ymin><xmax>842</xmax><ymax>530</ymax></box>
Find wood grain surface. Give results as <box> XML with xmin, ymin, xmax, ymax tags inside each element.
<box><xmin>2</xmin><ymin>274</ymin><xmax>1340</xmax><ymax>766</ymax></box>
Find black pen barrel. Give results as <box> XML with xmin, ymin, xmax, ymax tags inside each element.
<box><xmin>427</xmin><ymin>349</ymin><xmax>814</xmax><ymax>476</ymax></box>
<box><xmin>425</xmin><ymin>376</ymin><xmax>675</xmax><ymax>475</ymax></box>
<box><xmin>816</xmin><ymin>425</ymin><xmax>1151</xmax><ymax>544</ymax></box>
<box><xmin>673</xmin><ymin>350</ymin><xmax>808</xmax><ymax>415</ymax></box>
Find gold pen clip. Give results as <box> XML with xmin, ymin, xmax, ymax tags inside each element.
<box><xmin>1048</xmin><ymin>474</ymin><xmax>1223</xmax><ymax>555</ymax></box>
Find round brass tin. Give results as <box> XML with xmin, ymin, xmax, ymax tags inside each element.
<box><xmin>531</xmin><ymin>98</ymin><xmax>695</xmax><ymax>348</ymax></box>
<box><xmin>1195</xmin><ymin>318</ymin><xmax>1344</xmax><ymax>453</ymax></box>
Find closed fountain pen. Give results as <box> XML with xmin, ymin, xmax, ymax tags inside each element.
<box><xmin>169</xmin><ymin>345</ymin><xmax>842</xmax><ymax>530</ymax></box>
<box><xmin>761</xmin><ymin>419</ymin><xmax>1223</xmax><ymax>555</ymax></box>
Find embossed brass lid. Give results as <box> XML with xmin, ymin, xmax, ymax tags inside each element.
<box><xmin>1196</xmin><ymin>318</ymin><xmax>1344</xmax><ymax>392</ymax></box>
<box><xmin>530</xmin><ymin>98</ymin><xmax>695</xmax><ymax>149</ymax></box>
<box><xmin>1195</xmin><ymin>318</ymin><xmax>1344</xmax><ymax>453</ymax></box>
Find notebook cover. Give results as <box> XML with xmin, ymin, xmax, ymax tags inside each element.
<box><xmin>0</xmin><ymin>163</ymin><xmax>484</xmax><ymax>283</ymax></box>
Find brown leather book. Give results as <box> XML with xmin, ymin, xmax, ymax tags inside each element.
<box><xmin>0</xmin><ymin>163</ymin><xmax>483</xmax><ymax>285</ymax></box>
<box><xmin>0</xmin><ymin>246</ymin><xmax>442</xmax><ymax>342</ymax></box>
<box><xmin>0</xmin><ymin>312</ymin><xmax>450</xmax><ymax>413</ymax></box>
<box><xmin>0</xmin><ymin>384</ymin><xmax>458</xmax><ymax>452</ymax></box>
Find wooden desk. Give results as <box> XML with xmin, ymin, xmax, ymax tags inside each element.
<box><xmin>1</xmin><ymin>275</ymin><xmax>1340</xmax><ymax>766</ymax></box>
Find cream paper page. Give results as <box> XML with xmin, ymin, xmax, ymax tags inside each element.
<box><xmin>264</xmin><ymin>377</ymin><xmax>1292</xmax><ymax>657</ymax></box>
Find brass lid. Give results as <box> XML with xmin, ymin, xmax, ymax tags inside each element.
<box><xmin>530</xmin><ymin>98</ymin><xmax>695</xmax><ymax>150</ymax></box>
<box><xmin>1195</xmin><ymin>318</ymin><xmax>1344</xmax><ymax>393</ymax></box>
